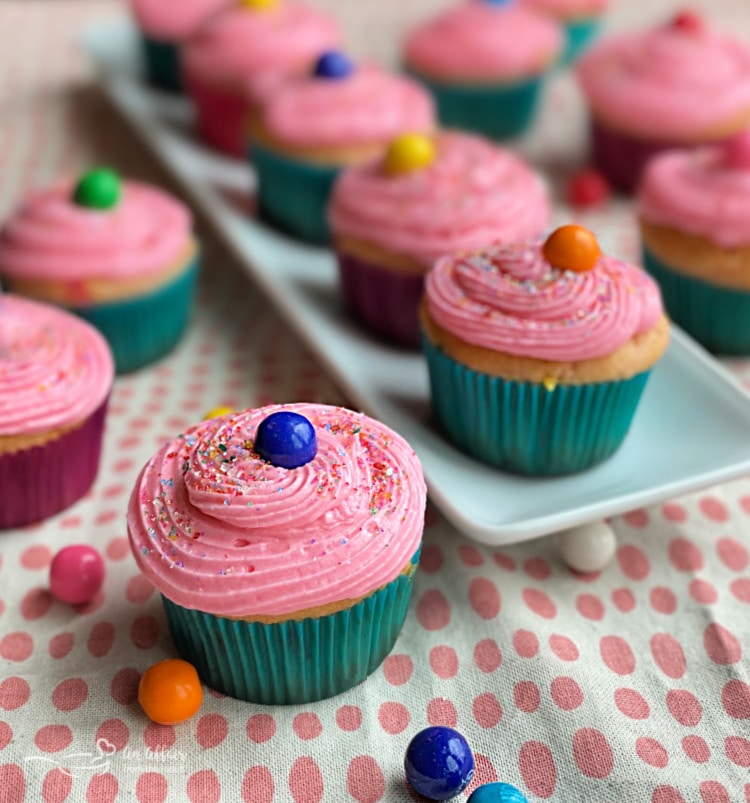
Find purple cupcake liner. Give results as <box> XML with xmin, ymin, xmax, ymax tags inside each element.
<box><xmin>0</xmin><ymin>399</ymin><xmax>109</xmax><ymax>530</ymax></box>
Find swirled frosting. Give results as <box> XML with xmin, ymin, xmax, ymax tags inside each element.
<box><xmin>0</xmin><ymin>181</ymin><xmax>192</xmax><ymax>282</ymax></box>
<box><xmin>425</xmin><ymin>239</ymin><xmax>663</xmax><ymax>361</ymax></box>
<box><xmin>404</xmin><ymin>2</ymin><xmax>563</xmax><ymax>81</ymax></box>
<box><xmin>329</xmin><ymin>132</ymin><xmax>549</xmax><ymax>264</ymax></box>
<box><xmin>576</xmin><ymin>21</ymin><xmax>750</xmax><ymax>139</ymax></box>
<box><xmin>129</xmin><ymin>0</ymin><xmax>228</xmax><ymax>40</ymax></box>
<box><xmin>0</xmin><ymin>295</ymin><xmax>113</xmax><ymax>436</ymax></box>
<box><xmin>127</xmin><ymin>404</ymin><xmax>427</xmax><ymax>617</ymax></box>
<box><xmin>260</xmin><ymin>66</ymin><xmax>434</xmax><ymax>148</ymax></box>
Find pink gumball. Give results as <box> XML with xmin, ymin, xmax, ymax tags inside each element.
<box><xmin>49</xmin><ymin>545</ymin><xmax>105</xmax><ymax>605</ymax></box>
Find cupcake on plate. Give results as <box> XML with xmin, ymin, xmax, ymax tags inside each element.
<box><xmin>249</xmin><ymin>53</ymin><xmax>435</xmax><ymax>243</ymax></box>
<box><xmin>0</xmin><ymin>169</ymin><xmax>200</xmax><ymax>374</ymax></box>
<box><xmin>182</xmin><ymin>0</ymin><xmax>340</xmax><ymax>157</ymax></box>
<box><xmin>128</xmin><ymin>0</ymin><xmax>229</xmax><ymax>93</ymax></box>
<box><xmin>638</xmin><ymin>131</ymin><xmax>750</xmax><ymax>354</ymax></box>
<box><xmin>576</xmin><ymin>10</ymin><xmax>750</xmax><ymax>193</ymax></box>
<box><xmin>328</xmin><ymin>131</ymin><xmax>550</xmax><ymax>347</ymax></box>
<box><xmin>420</xmin><ymin>225</ymin><xmax>670</xmax><ymax>475</ymax></box>
<box><xmin>0</xmin><ymin>295</ymin><xmax>113</xmax><ymax>529</ymax></box>
<box><xmin>403</xmin><ymin>0</ymin><xmax>563</xmax><ymax>141</ymax></box>
<box><xmin>127</xmin><ymin>403</ymin><xmax>427</xmax><ymax>704</ymax></box>
<box><xmin>522</xmin><ymin>0</ymin><xmax>609</xmax><ymax>63</ymax></box>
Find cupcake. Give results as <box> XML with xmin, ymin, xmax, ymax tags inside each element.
<box><xmin>638</xmin><ymin>132</ymin><xmax>750</xmax><ymax>354</ymax></box>
<box><xmin>420</xmin><ymin>225</ymin><xmax>670</xmax><ymax>475</ymax></box>
<box><xmin>576</xmin><ymin>10</ymin><xmax>750</xmax><ymax>193</ymax></box>
<box><xmin>522</xmin><ymin>0</ymin><xmax>609</xmax><ymax>63</ymax></box>
<box><xmin>128</xmin><ymin>0</ymin><xmax>229</xmax><ymax>93</ymax></box>
<box><xmin>403</xmin><ymin>0</ymin><xmax>564</xmax><ymax>141</ymax></box>
<box><xmin>0</xmin><ymin>169</ymin><xmax>200</xmax><ymax>374</ymax></box>
<box><xmin>328</xmin><ymin>131</ymin><xmax>550</xmax><ymax>346</ymax></box>
<box><xmin>0</xmin><ymin>295</ymin><xmax>113</xmax><ymax>529</ymax></box>
<box><xmin>182</xmin><ymin>0</ymin><xmax>340</xmax><ymax>157</ymax></box>
<box><xmin>127</xmin><ymin>403</ymin><xmax>427</xmax><ymax>704</ymax></box>
<box><xmin>249</xmin><ymin>53</ymin><xmax>435</xmax><ymax>243</ymax></box>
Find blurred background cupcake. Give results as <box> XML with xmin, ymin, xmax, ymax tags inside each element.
<box><xmin>329</xmin><ymin>131</ymin><xmax>550</xmax><ymax>347</ymax></box>
<box><xmin>522</xmin><ymin>0</ymin><xmax>610</xmax><ymax>63</ymax></box>
<box><xmin>249</xmin><ymin>53</ymin><xmax>435</xmax><ymax>243</ymax></box>
<box><xmin>638</xmin><ymin>131</ymin><xmax>750</xmax><ymax>355</ymax></box>
<box><xmin>403</xmin><ymin>0</ymin><xmax>563</xmax><ymax>141</ymax></box>
<box><xmin>182</xmin><ymin>0</ymin><xmax>340</xmax><ymax>157</ymax></box>
<box><xmin>576</xmin><ymin>9</ymin><xmax>750</xmax><ymax>193</ymax></box>
<box><xmin>0</xmin><ymin>168</ymin><xmax>200</xmax><ymax>374</ymax></box>
<box><xmin>420</xmin><ymin>225</ymin><xmax>670</xmax><ymax>475</ymax></box>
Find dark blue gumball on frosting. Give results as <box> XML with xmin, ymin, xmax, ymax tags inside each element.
<box><xmin>254</xmin><ymin>411</ymin><xmax>317</xmax><ymax>469</ymax></box>
<box><xmin>313</xmin><ymin>50</ymin><xmax>354</xmax><ymax>79</ymax></box>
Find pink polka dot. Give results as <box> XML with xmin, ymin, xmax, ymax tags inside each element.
<box><xmin>689</xmin><ymin>579</ymin><xmax>717</xmax><ymax>604</ymax></box>
<box><xmin>135</xmin><ymin>772</ymin><xmax>168</xmax><ymax>803</ymax></box>
<box><xmin>246</xmin><ymin>714</ymin><xmax>276</xmax><ymax>743</ymax></box>
<box><xmin>731</xmin><ymin>578</ymin><xmax>750</xmax><ymax>603</ymax></box>
<box><xmin>636</xmin><ymin>737</ymin><xmax>669</xmax><ymax>768</ymax></box>
<box><xmin>0</xmin><ymin>678</ymin><xmax>30</xmax><ymax>711</ymax></box>
<box><xmin>666</xmin><ymin>689</ymin><xmax>702</xmax><ymax>726</ymax></box>
<box><xmin>469</xmin><ymin>578</ymin><xmax>501</xmax><ymax>620</ymax></box>
<box><xmin>293</xmin><ymin>713</ymin><xmax>322</xmax><ymax>741</ymax></box>
<box><xmin>42</xmin><ymin>768</ymin><xmax>72</xmax><ymax>803</ymax></box>
<box><xmin>522</xmin><ymin>588</ymin><xmax>556</xmax><ymax>619</ymax></box>
<box><xmin>0</xmin><ymin>632</ymin><xmax>33</xmax><ymax>662</ymax></box>
<box><xmin>196</xmin><ymin>714</ymin><xmax>228</xmax><ymax>749</ymax></box>
<box><xmin>86</xmin><ymin>773</ymin><xmax>119</xmax><ymax>803</ymax></box>
<box><xmin>289</xmin><ymin>757</ymin><xmax>323</xmax><ymax>803</ymax></box>
<box><xmin>600</xmin><ymin>635</ymin><xmax>636</xmax><ymax>675</ymax></box>
<box><xmin>429</xmin><ymin>646</ymin><xmax>458</xmax><ymax>679</ymax></box>
<box><xmin>74</xmin><ymin>590</ymin><xmax>104</xmax><ymax>616</ymax></box>
<box><xmin>549</xmin><ymin>634</ymin><xmax>579</xmax><ymax>662</ymax></box>
<box><xmin>704</xmin><ymin>623</ymin><xmax>742</xmax><ymax>665</ymax></box>
<box><xmin>550</xmin><ymin>677</ymin><xmax>583</xmax><ymax>711</ymax></box>
<box><xmin>523</xmin><ymin>557</ymin><xmax>551</xmax><ymax>580</ymax></box>
<box><xmin>493</xmin><ymin>552</ymin><xmax>516</xmax><ymax>571</ymax></box>
<box><xmin>416</xmin><ymin>590</ymin><xmax>451</xmax><ymax>631</ymax></box>
<box><xmin>126</xmin><ymin>575</ymin><xmax>154</xmax><ymax>604</ymax></box>
<box><xmin>346</xmin><ymin>756</ymin><xmax>385</xmax><ymax>803</ymax></box>
<box><xmin>378</xmin><ymin>702</ymin><xmax>410</xmax><ymax>735</ymax></box>
<box><xmin>668</xmin><ymin>538</ymin><xmax>703</xmax><ymax>571</ymax></box>
<box><xmin>662</xmin><ymin>502</ymin><xmax>687</xmax><ymax>523</ymax></box>
<box><xmin>513</xmin><ymin>629</ymin><xmax>539</xmax><ymax>658</ymax></box>
<box><xmin>87</xmin><ymin>622</ymin><xmax>115</xmax><ymax>658</ymax></box>
<box><xmin>20</xmin><ymin>544</ymin><xmax>52</xmax><ymax>569</ymax></box>
<box><xmin>574</xmin><ymin>728</ymin><xmax>614</xmax><ymax>778</ymax></box>
<box><xmin>382</xmin><ymin>654</ymin><xmax>413</xmax><ymax>686</ymax></box>
<box><xmin>518</xmin><ymin>741</ymin><xmax>556</xmax><ymax>798</ymax></box>
<box><xmin>110</xmin><ymin>668</ymin><xmax>140</xmax><ymax>705</ymax></box>
<box><xmin>682</xmin><ymin>735</ymin><xmax>710</xmax><ymax>763</ymax></box>
<box><xmin>52</xmin><ymin>678</ymin><xmax>88</xmax><ymax>711</ymax></box>
<box><xmin>617</xmin><ymin>544</ymin><xmax>650</xmax><ymax>580</ymax></box>
<box><xmin>20</xmin><ymin>588</ymin><xmax>52</xmax><ymax>620</ymax></box>
<box><xmin>699</xmin><ymin>496</ymin><xmax>729</xmax><ymax>522</ymax></box>
<box><xmin>700</xmin><ymin>783</ymin><xmax>729</xmax><ymax>803</ymax></box>
<box><xmin>35</xmin><ymin>725</ymin><xmax>73</xmax><ymax>753</ymax></box>
<box><xmin>651</xmin><ymin>634</ymin><xmax>686</xmax><ymax>679</ymax></box>
<box><xmin>615</xmin><ymin>688</ymin><xmax>650</xmax><ymax>719</ymax></box>
<box><xmin>722</xmin><ymin>680</ymin><xmax>750</xmax><ymax>719</ymax></box>
<box><xmin>242</xmin><ymin>767</ymin><xmax>274</xmax><ymax>803</ymax></box>
<box><xmin>458</xmin><ymin>545</ymin><xmax>484</xmax><ymax>567</ymax></box>
<box><xmin>427</xmin><ymin>697</ymin><xmax>457</xmax><ymax>727</ymax></box>
<box><xmin>105</xmin><ymin>538</ymin><xmax>130</xmax><ymax>561</ymax></box>
<box><xmin>143</xmin><ymin>723</ymin><xmax>175</xmax><ymax>751</ymax></box>
<box><xmin>0</xmin><ymin>723</ymin><xmax>12</xmax><ymax>750</ymax></box>
<box><xmin>130</xmin><ymin>616</ymin><xmax>159</xmax><ymax>649</ymax></box>
<box><xmin>624</xmin><ymin>509</ymin><xmax>649</xmax><ymax>528</ymax></box>
<box><xmin>419</xmin><ymin>545</ymin><xmax>443</xmax><ymax>574</ymax></box>
<box><xmin>335</xmin><ymin>706</ymin><xmax>362</xmax><ymax>732</ymax></box>
<box><xmin>514</xmin><ymin>681</ymin><xmax>541</xmax><ymax>713</ymax></box>
<box><xmin>0</xmin><ymin>764</ymin><xmax>24</xmax><ymax>803</ymax></box>
<box><xmin>49</xmin><ymin>633</ymin><xmax>74</xmax><ymax>660</ymax></box>
<box><xmin>95</xmin><ymin>719</ymin><xmax>129</xmax><ymax>751</ymax></box>
<box><xmin>576</xmin><ymin>593</ymin><xmax>604</xmax><ymax>620</ymax></box>
<box><xmin>650</xmin><ymin>587</ymin><xmax>677</xmax><ymax>614</ymax></box>
<box><xmin>187</xmin><ymin>770</ymin><xmax>220</xmax><ymax>803</ymax></box>
<box><xmin>473</xmin><ymin>639</ymin><xmax>502</xmax><ymax>672</ymax></box>
<box><xmin>611</xmin><ymin>588</ymin><xmax>636</xmax><ymax>612</ymax></box>
<box><xmin>726</xmin><ymin>736</ymin><xmax>750</xmax><ymax>767</ymax></box>
<box><xmin>472</xmin><ymin>693</ymin><xmax>502</xmax><ymax>728</ymax></box>
<box><xmin>717</xmin><ymin>537</ymin><xmax>748</xmax><ymax>571</ymax></box>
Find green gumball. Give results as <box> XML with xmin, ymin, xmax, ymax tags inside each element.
<box><xmin>73</xmin><ymin>168</ymin><xmax>122</xmax><ymax>210</ymax></box>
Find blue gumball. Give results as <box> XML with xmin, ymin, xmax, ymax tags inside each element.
<box><xmin>468</xmin><ymin>782</ymin><xmax>528</xmax><ymax>803</ymax></box>
<box><xmin>253</xmin><ymin>411</ymin><xmax>317</xmax><ymax>469</ymax></box>
<box><xmin>313</xmin><ymin>51</ymin><xmax>354</xmax><ymax>79</ymax></box>
<box><xmin>404</xmin><ymin>726</ymin><xmax>475</xmax><ymax>801</ymax></box>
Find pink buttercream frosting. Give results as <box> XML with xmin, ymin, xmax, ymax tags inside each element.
<box><xmin>425</xmin><ymin>238</ymin><xmax>663</xmax><ymax>361</ymax></box>
<box><xmin>329</xmin><ymin>132</ymin><xmax>549</xmax><ymax>264</ymax></box>
<box><xmin>0</xmin><ymin>295</ymin><xmax>113</xmax><ymax>436</ymax></box>
<box><xmin>404</xmin><ymin>1</ymin><xmax>564</xmax><ymax>81</ymax></box>
<box><xmin>129</xmin><ymin>0</ymin><xmax>229</xmax><ymax>40</ymax></box>
<box><xmin>260</xmin><ymin>65</ymin><xmax>435</xmax><ymax>149</ymax></box>
<box><xmin>0</xmin><ymin>181</ymin><xmax>191</xmax><ymax>282</ymax></box>
<box><xmin>638</xmin><ymin>142</ymin><xmax>750</xmax><ymax>249</ymax></box>
<box><xmin>127</xmin><ymin>404</ymin><xmax>427</xmax><ymax>617</ymax></box>
<box><xmin>576</xmin><ymin>20</ymin><xmax>750</xmax><ymax>139</ymax></box>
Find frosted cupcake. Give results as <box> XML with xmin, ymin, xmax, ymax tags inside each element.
<box><xmin>403</xmin><ymin>0</ymin><xmax>563</xmax><ymax>140</ymax></box>
<box><xmin>329</xmin><ymin>131</ymin><xmax>550</xmax><ymax>346</ymax></box>
<box><xmin>576</xmin><ymin>10</ymin><xmax>750</xmax><ymax>193</ymax></box>
<box><xmin>127</xmin><ymin>403</ymin><xmax>427</xmax><ymax>704</ymax></box>
<box><xmin>249</xmin><ymin>53</ymin><xmax>435</xmax><ymax>243</ymax></box>
<box><xmin>182</xmin><ymin>0</ymin><xmax>339</xmax><ymax>156</ymax></box>
<box><xmin>0</xmin><ymin>169</ymin><xmax>199</xmax><ymax>374</ymax></box>
<box><xmin>0</xmin><ymin>295</ymin><xmax>113</xmax><ymax>529</ymax></box>
<box><xmin>638</xmin><ymin>132</ymin><xmax>750</xmax><ymax>354</ymax></box>
<box><xmin>420</xmin><ymin>225</ymin><xmax>670</xmax><ymax>475</ymax></box>
<box><xmin>523</xmin><ymin>0</ymin><xmax>609</xmax><ymax>63</ymax></box>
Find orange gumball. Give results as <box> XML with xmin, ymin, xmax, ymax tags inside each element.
<box><xmin>542</xmin><ymin>225</ymin><xmax>601</xmax><ymax>273</ymax></box>
<box><xmin>138</xmin><ymin>658</ymin><xmax>203</xmax><ymax>725</ymax></box>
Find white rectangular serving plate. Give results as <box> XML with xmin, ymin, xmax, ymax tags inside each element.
<box><xmin>83</xmin><ymin>21</ymin><xmax>750</xmax><ymax>546</ymax></box>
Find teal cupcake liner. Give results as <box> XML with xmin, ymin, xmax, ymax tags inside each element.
<box><xmin>73</xmin><ymin>253</ymin><xmax>199</xmax><ymax>374</ymax></box>
<box><xmin>161</xmin><ymin>550</ymin><xmax>420</xmax><ymax>705</ymax></box>
<box><xmin>423</xmin><ymin>337</ymin><xmax>651</xmax><ymax>475</ymax></box>
<box><xmin>560</xmin><ymin>18</ymin><xmax>600</xmax><ymax>65</ymax></box>
<box><xmin>251</xmin><ymin>141</ymin><xmax>340</xmax><ymax>244</ymax></box>
<box><xmin>643</xmin><ymin>248</ymin><xmax>750</xmax><ymax>355</ymax></box>
<box><xmin>141</xmin><ymin>35</ymin><xmax>182</xmax><ymax>94</ymax></box>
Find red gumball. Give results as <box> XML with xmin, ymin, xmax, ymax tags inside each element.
<box><xmin>672</xmin><ymin>10</ymin><xmax>703</xmax><ymax>34</ymax></box>
<box><xmin>567</xmin><ymin>169</ymin><xmax>611</xmax><ymax>208</ymax></box>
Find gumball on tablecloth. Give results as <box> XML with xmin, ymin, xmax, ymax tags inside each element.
<box><xmin>404</xmin><ymin>726</ymin><xmax>475</xmax><ymax>800</ymax></box>
<box><xmin>468</xmin><ymin>781</ymin><xmax>528</xmax><ymax>803</ymax></box>
<box><xmin>49</xmin><ymin>545</ymin><xmax>105</xmax><ymax>605</ymax></box>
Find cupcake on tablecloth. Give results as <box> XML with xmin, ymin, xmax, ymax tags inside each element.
<box><xmin>420</xmin><ymin>225</ymin><xmax>670</xmax><ymax>475</ymax></box>
<box><xmin>638</xmin><ymin>131</ymin><xmax>750</xmax><ymax>354</ymax></box>
<box><xmin>0</xmin><ymin>295</ymin><xmax>114</xmax><ymax>530</ymax></box>
<box><xmin>522</xmin><ymin>0</ymin><xmax>609</xmax><ymax>63</ymax></box>
<box><xmin>248</xmin><ymin>53</ymin><xmax>435</xmax><ymax>243</ymax></box>
<box><xmin>0</xmin><ymin>169</ymin><xmax>200</xmax><ymax>374</ymax></box>
<box><xmin>128</xmin><ymin>0</ymin><xmax>229</xmax><ymax>93</ymax></box>
<box><xmin>127</xmin><ymin>403</ymin><xmax>427</xmax><ymax>704</ymax></box>
<box><xmin>328</xmin><ymin>131</ymin><xmax>550</xmax><ymax>347</ymax></box>
<box><xmin>403</xmin><ymin>0</ymin><xmax>563</xmax><ymax>141</ymax></box>
<box><xmin>576</xmin><ymin>10</ymin><xmax>750</xmax><ymax>193</ymax></box>
<box><xmin>182</xmin><ymin>0</ymin><xmax>340</xmax><ymax>157</ymax></box>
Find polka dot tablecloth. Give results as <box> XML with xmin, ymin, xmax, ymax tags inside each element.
<box><xmin>2</xmin><ymin>2</ymin><xmax>750</xmax><ymax>802</ymax></box>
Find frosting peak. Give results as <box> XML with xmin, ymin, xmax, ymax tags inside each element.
<box><xmin>129</xmin><ymin>0</ymin><xmax>229</xmax><ymax>39</ymax></box>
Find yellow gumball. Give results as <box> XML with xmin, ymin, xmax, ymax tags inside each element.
<box><xmin>241</xmin><ymin>0</ymin><xmax>278</xmax><ymax>10</ymax></box>
<box><xmin>203</xmin><ymin>406</ymin><xmax>235</xmax><ymax>420</ymax></box>
<box><xmin>383</xmin><ymin>134</ymin><xmax>436</xmax><ymax>176</ymax></box>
